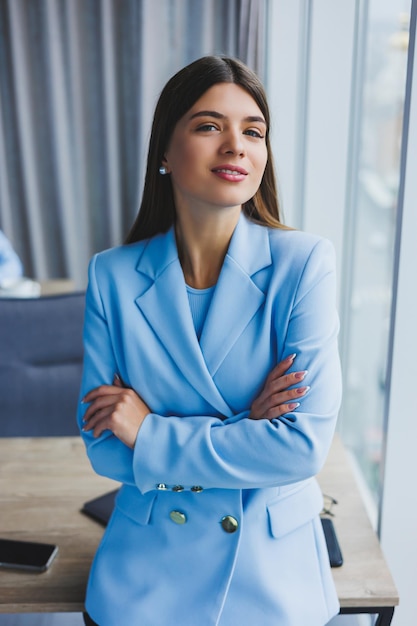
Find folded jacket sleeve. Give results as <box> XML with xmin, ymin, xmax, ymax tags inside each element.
<box><xmin>77</xmin><ymin>253</ymin><xmax>139</xmax><ymax>486</ymax></box>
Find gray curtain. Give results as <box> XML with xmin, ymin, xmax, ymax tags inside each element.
<box><xmin>0</xmin><ymin>0</ymin><xmax>268</xmax><ymax>288</ymax></box>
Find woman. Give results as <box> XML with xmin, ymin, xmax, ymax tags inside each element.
<box><xmin>79</xmin><ymin>56</ymin><xmax>342</xmax><ymax>626</ymax></box>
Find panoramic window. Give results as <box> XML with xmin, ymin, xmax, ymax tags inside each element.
<box><xmin>340</xmin><ymin>0</ymin><xmax>411</xmax><ymax>514</ymax></box>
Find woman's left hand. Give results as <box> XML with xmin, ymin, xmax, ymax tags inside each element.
<box><xmin>249</xmin><ymin>355</ymin><xmax>309</xmax><ymax>420</ymax></box>
<box><xmin>82</xmin><ymin>376</ymin><xmax>151</xmax><ymax>449</ymax></box>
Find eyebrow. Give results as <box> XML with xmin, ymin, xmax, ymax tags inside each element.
<box><xmin>188</xmin><ymin>110</ymin><xmax>267</xmax><ymax>126</ymax></box>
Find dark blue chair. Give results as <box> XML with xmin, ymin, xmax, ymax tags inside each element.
<box><xmin>0</xmin><ymin>292</ymin><xmax>85</xmax><ymax>436</ymax></box>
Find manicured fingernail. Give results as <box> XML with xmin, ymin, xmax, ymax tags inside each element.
<box><xmin>288</xmin><ymin>402</ymin><xmax>300</xmax><ymax>411</ymax></box>
<box><xmin>296</xmin><ymin>385</ymin><xmax>310</xmax><ymax>395</ymax></box>
<box><xmin>294</xmin><ymin>370</ymin><xmax>308</xmax><ymax>380</ymax></box>
<box><xmin>286</xmin><ymin>353</ymin><xmax>297</xmax><ymax>362</ymax></box>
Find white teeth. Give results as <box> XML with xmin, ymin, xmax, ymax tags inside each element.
<box><xmin>216</xmin><ymin>168</ymin><xmax>243</xmax><ymax>175</ymax></box>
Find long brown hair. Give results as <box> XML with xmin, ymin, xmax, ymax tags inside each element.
<box><xmin>126</xmin><ymin>56</ymin><xmax>286</xmax><ymax>244</ymax></box>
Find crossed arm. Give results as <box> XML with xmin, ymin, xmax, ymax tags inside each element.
<box><xmin>81</xmin><ymin>354</ymin><xmax>310</xmax><ymax>449</ymax></box>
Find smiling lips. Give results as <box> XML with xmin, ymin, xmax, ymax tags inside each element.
<box><xmin>212</xmin><ymin>164</ymin><xmax>248</xmax><ymax>182</ymax></box>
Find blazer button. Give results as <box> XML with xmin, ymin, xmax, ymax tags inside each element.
<box><xmin>191</xmin><ymin>485</ymin><xmax>203</xmax><ymax>493</ymax></box>
<box><xmin>221</xmin><ymin>515</ymin><xmax>239</xmax><ymax>533</ymax></box>
<box><xmin>156</xmin><ymin>483</ymin><xmax>168</xmax><ymax>490</ymax></box>
<box><xmin>169</xmin><ymin>510</ymin><xmax>187</xmax><ymax>524</ymax></box>
<box><xmin>172</xmin><ymin>485</ymin><xmax>184</xmax><ymax>492</ymax></box>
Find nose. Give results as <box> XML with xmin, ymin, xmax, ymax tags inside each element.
<box><xmin>220</xmin><ymin>128</ymin><xmax>245</xmax><ymax>156</ymax></box>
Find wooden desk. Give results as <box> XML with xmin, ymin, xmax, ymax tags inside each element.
<box><xmin>0</xmin><ymin>279</ymin><xmax>76</xmax><ymax>298</ymax></box>
<box><xmin>0</xmin><ymin>436</ymin><xmax>399</xmax><ymax>621</ymax></box>
<box><xmin>0</xmin><ymin>437</ymin><xmax>117</xmax><ymax>613</ymax></box>
<box><xmin>318</xmin><ymin>435</ymin><xmax>399</xmax><ymax>625</ymax></box>
<box><xmin>40</xmin><ymin>279</ymin><xmax>76</xmax><ymax>296</ymax></box>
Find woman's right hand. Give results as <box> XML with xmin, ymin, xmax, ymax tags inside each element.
<box><xmin>82</xmin><ymin>375</ymin><xmax>151</xmax><ymax>448</ymax></box>
<box><xmin>249</xmin><ymin>354</ymin><xmax>309</xmax><ymax>420</ymax></box>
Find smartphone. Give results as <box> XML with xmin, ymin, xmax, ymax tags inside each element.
<box><xmin>320</xmin><ymin>517</ymin><xmax>343</xmax><ymax>567</ymax></box>
<box><xmin>0</xmin><ymin>538</ymin><xmax>58</xmax><ymax>572</ymax></box>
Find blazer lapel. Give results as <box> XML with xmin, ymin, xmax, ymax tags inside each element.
<box><xmin>134</xmin><ymin>215</ymin><xmax>272</xmax><ymax>414</ymax></box>
<box><xmin>135</xmin><ymin>229</ymin><xmax>234</xmax><ymax>417</ymax></box>
<box><xmin>199</xmin><ymin>214</ymin><xmax>272</xmax><ymax>376</ymax></box>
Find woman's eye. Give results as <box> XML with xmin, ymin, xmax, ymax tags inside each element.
<box><xmin>196</xmin><ymin>123</ymin><xmax>218</xmax><ymax>132</ymax></box>
<box><xmin>244</xmin><ymin>129</ymin><xmax>264</xmax><ymax>139</ymax></box>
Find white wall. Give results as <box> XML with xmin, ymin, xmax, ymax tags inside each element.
<box><xmin>379</xmin><ymin>2</ymin><xmax>417</xmax><ymax>623</ymax></box>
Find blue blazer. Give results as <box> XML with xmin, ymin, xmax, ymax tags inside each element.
<box><xmin>78</xmin><ymin>214</ymin><xmax>342</xmax><ymax>626</ymax></box>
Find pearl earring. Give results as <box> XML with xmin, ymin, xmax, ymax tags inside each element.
<box><xmin>159</xmin><ymin>166</ymin><xmax>168</xmax><ymax>175</ymax></box>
